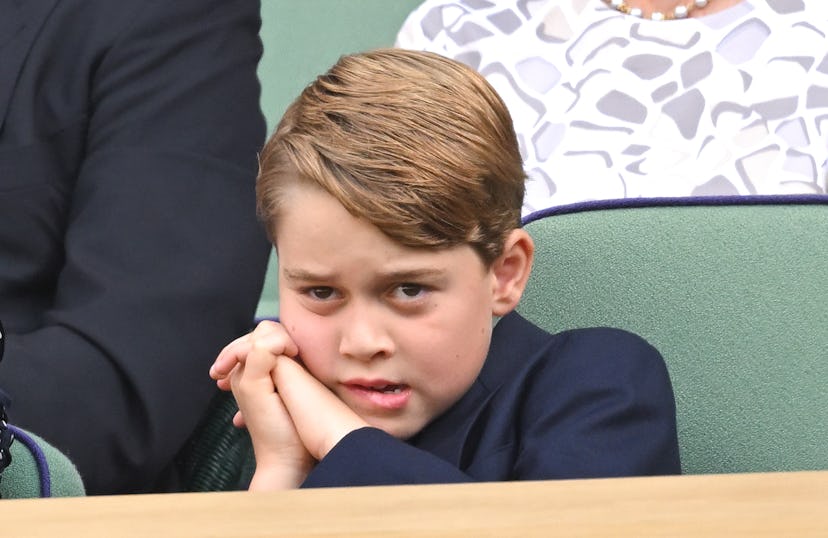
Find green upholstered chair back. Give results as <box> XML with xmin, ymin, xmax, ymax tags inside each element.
<box><xmin>1</xmin><ymin>426</ymin><xmax>85</xmax><ymax>498</ymax></box>
<box><xmin>517</xmin><ymin>196</ymin><xmax>828</xmax><ymax>475</ymax></box>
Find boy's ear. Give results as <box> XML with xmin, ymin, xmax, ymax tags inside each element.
<box><xmin>490</xmin><ymin>229</ymin><xmax>535</xmax><ymax>317</ymax></box>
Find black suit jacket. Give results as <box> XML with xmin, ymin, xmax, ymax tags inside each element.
<box><xmin>303</xmin><ymin>312</ymin><xmax>681</xmax><ymax>487</ymax></box>
<box><xmin>0</xmin><ymin>0</ymin><xmax>269</xmax><ymax>494</ymax></box>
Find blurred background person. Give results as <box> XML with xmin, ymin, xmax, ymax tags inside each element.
<box><xmin>398</xmin><ymin>0</ymin><xmax>828</xmax><ymax>215</ymax></box>
<box><xmin>0</xmin><ymin>0</ymin><xmax>270</xmax><ymax>494</ymax></box>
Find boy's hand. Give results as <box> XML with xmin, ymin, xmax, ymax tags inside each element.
<box><xmin>211</xmin><ymin>321</ymin><xmax>312</xmax><ymax>490</ymax></box>
<box><xmin>209</xmin><ymin>320</ymin><xmax>299</xmax><ymax>392</ymax></box>
<box><xmin>272</xmin><ymin>355</ymin><xmax>370</xmax><ymax>461</ymax></box>
<box><xmin>209</xmin><ymin>319</ymin><xmax>370</xmax><ymax>482</ymax></box>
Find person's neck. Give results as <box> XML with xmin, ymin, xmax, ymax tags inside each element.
<box><xmin>606</xmin><ymin>0</ymin><xmax>745</xmax><ymax>20</ymax></box>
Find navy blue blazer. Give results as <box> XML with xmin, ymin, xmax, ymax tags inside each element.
<box><xmin>0</xmin><ymin>1</ymin><xmax>269</xmax><ymax>494</ymax></box>
<box><xmin>303</xmin><ymin>312</ymin><xmax>680</xmax><ymax>487</ymax></box>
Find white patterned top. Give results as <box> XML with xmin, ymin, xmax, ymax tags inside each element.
<box><xmin>397</xmin><ymin>0</ymin><xmax>828</xmax><ymax>214</ymax></box>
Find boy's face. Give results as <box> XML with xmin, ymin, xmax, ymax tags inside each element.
<box><xmin>276</xmin><ymin>181</ymin><xmax>499</xmax><ymax>440</ymax></box>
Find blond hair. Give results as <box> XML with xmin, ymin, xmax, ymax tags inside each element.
<box><xmin>257</xmin><ymin>48</ymin><xmax>525</xmax><ymax>265</ymax></box>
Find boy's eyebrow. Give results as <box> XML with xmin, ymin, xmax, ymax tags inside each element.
<box><xmin>281</xmin><ymin>268</ymin><xmax>334</xmax><ymax>282</ymax></box>
<box><xmin>281</xmin><ymin>267</ymin><xmax>447</xmax><ymax>282</ymax></box>
<box><xmin>376</xmin><ymin>268</ymin><xmax>447</xmax><ymax>281</ymax></box>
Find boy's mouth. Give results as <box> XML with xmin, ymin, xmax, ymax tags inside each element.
<box><xmin>372</xmin><ymin>384</ymin><xmax>404</xmax><ymax>394</ymax></box>
<box><xmin>345</xmin><ymin>379</ymin><xmax>406</xmax><ymax>391</ymax></box>
<box><xmin>344</xmin><ymin>381</ymin><xmax>412</xmax><ymax>409</ymax></box>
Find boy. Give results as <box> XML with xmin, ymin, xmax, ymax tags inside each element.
<box><xmin>210</xmin><ymin>49</ymin><xmax>680</xmax><ymax>490</ymax></box>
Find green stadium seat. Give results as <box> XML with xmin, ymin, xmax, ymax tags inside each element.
<box><xmin>518</xmin><ymin>195</ymin><xmax>828</xmax><ymax>474</ymax></box>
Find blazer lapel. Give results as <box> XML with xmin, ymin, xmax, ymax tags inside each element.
<box><xmin>0</xmin><ymin>0</ymin><xmax>60</xmax><ymax>134</ymax></box>
<box><xmin>409</xmin><ymin>312</ymin><xmax>551</xmax><ymax>466</ymax></box>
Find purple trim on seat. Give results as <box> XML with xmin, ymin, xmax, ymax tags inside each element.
<box><xmin>7</xmin><ymin>424</ymin><xmax>51</xmax><ymax>497</ymax></box>
<box><xmin>522</xmin><ymin>194</ymin><xmax>828</xmax><ymax>225</ymax></box>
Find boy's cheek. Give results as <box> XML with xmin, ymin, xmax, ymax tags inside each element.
<box><xmin>276</xmin><ymin>298</ymin><xmax>301</xmax><ymax>335</ymax></box>
<box><xmin>279</xmin><ymin>310</ymin><xmax>327</xmax><ymax>360</ymax></box>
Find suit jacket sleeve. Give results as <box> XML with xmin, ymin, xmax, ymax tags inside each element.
<box><xmin>302</xmin><ymin>427</ymin><xmax>471</xmax><ymax>488</ymax></box>
<box><xmin>1</xmin><ymin>0</ymin><xmax>268</xmax><ymax>494</ymax></box>
<box><xmin>302</xmin><ymin>326</ymin><xmax>680</xmax><ymax>487</ymax></box>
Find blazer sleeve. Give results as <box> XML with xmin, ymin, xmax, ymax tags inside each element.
<box><xmin>302</xmin><ymin>427</ymin><xmax>474</xmax><ymax>488</ymax></box>
<box><xmin>1</xmin><ymin>0</ymin><xmax>268</xmax><ymax>494</ymax></box>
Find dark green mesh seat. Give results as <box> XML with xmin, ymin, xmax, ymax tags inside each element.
<box><xmin>176</xmin><ymin>391</ymin><xmax>254</xmax><ymax>492</ymax></box>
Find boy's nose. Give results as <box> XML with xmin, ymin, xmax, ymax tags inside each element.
<box><xmin>338</xmin><ymin>305</ymin><xmax>394</xmax><ymax>362</ymax></box>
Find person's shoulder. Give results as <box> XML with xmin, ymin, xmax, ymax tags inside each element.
<box><xmin>499</xmin><ymin>313</ymin><xmax>656</xmax><ymax>351</ymax></box>
<box><xmin>556</xmin><ymin>325</ymin><xmax>657</xmax><ymax>351</ymax></box>
<box><xmin>482</xmin><ymin>315</ymin><xmax>674</xmax><ymax>416</ymax></box>
<box><xmin>512</xmin><ymin>321</ymin><xmax>672</xmax><ymax>400</ymax></box>
<box><xmin>502</xmin><ymin>315</ymin><xmax>665</xmax><ymax>374</ymax></box>
<box><xmin>487</xmin><ymin>316</ymin><xmax>675</xmax><ymax>422</ymax></box>
<box><xmin>545</xmin><ymin>326</ymin><xmax>671</xmax><ymax>391</ymax></box>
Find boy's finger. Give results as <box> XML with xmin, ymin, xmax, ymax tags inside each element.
<box><xmin>210</xmin><ymin>337</ymin><xmax>252</xmax><ymax>379</ymax></box>
<box><xmin>232</xmin><ymin>410</ymin><xmax>246</xmax><ymax>429</ymax></box>
<box><xmin>249</xmin><ymin>321</ymin><xmax>300</xmax><ymax>358</ymax></box>
<box><xmin>216</xmin><ymin>376</ymin><xmax>232</xmax><ymax>391</ymax></box>
<box><xmin>239</xmin><ymin>346</ymin><xmax>283</xmax><ymax>379</ymax></box>
<box><xmin>210</xmin><ymin>320</ymin><xmax>300</xmax><ymax>381</ymax></box>
<box><xmin>274</xmin><ymin>355</ymin><xmax>368</xmax><ymax>459</ymax></box>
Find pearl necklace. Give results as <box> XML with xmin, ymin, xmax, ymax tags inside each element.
<box><xmin>604</xmin><ymin>0</ymin><xmax>711</xmax><ymax>20</ymax></box>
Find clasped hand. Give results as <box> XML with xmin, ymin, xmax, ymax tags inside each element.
<box><xmin>209</xmin><ymin>320</ymin><xmax>368</xmax><ymax>490</ymax></box>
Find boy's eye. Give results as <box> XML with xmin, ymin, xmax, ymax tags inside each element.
<box><xmin>308</xmin><ymin>287</ymin><xmax>335</xmax><ymax>300</ymax></box>
<box><xmin>394</xmin><ymin>283</ymin><xmax>426</xmax><ymax>299</ymax></box>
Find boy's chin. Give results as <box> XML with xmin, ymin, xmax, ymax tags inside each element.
<box><xmin>364</xmin><ymin>418</ymin><xmax>424</xmax><ymax>441</ymax></box>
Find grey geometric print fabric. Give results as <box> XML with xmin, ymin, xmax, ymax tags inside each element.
<box><xmin>397</xmin><ymin>0</ymin><xmax>828</xmax><ymax>214</ymax></box>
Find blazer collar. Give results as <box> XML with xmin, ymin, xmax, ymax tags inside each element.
<box><xmin>0</xmin><ymin>0</ymin><xmax>60</xmax><ymax>134</ymax></box>
<box><xmin>409</xmin><ymin>311</ymin><xmax>550</xmax><ymax>465</ymax></box>
<box><xmin>476</xmin><ymin>311</ymin><xmax>549</xmax><ymax>390</ymax></box>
